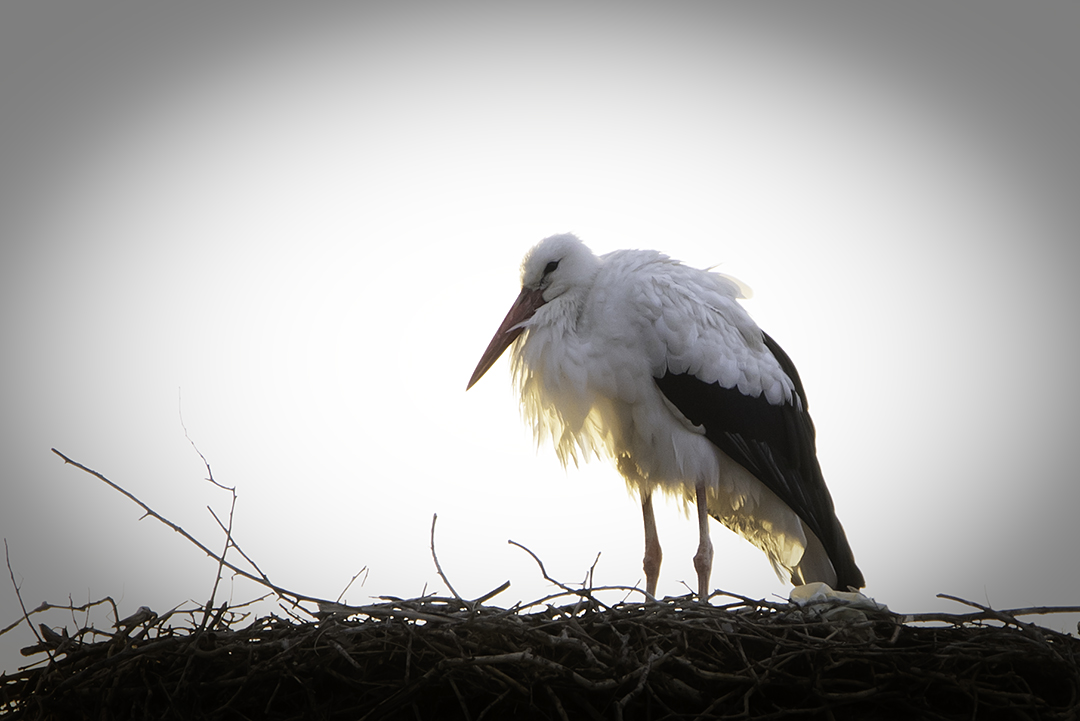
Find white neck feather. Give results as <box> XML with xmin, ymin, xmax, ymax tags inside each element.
<box><xmin>510</xmin><ymin>289</ymin><xmax>607</xmax><ymax>467</ymax></box>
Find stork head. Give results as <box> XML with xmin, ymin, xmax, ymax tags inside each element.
<box><xmin>518</xmin><ymin>232</ymin><xmax>600</xmax><ymax>299</ymax></box>
<box><xmin>467</xmin><ymin>233</ymin><xmax>599</xmax><ymax>390</ymax></box>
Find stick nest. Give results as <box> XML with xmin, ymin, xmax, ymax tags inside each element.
<box><xmin>4</xmin><ymin>590</ymin><xmax>1080</xmax><ymax>721</ymax></box>
<box><xmin>5</xmin><ymin>450</ymin><xmax>1079</xmax><ymax>719</ymax></box>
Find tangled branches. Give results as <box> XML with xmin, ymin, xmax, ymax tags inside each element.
<box><xmin>4</xmin><ymin>588</ymin><xmax>1080</xmax><ymax>720</ymax></box>
<box><xmin>2</xmin><ymin>450</ymin><xmax>1080</xmax><ymax>720</ymax></box>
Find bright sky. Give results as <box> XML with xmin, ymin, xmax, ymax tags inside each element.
<box><xmin>3</xmin><ymin>1</ymin><xmax>1078</xmax><ymax>673</ymax></box>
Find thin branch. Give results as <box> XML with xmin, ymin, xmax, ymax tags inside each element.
<box><xmin>178</xmin><ymin>387</ymin><xmax>231</xmax><ymax>493</ymax></box>
<box><xmin>430</xmin><ymin>514</ymin><xmax>462</xmax><ymax>601</ymax></box>
<box><xmin>903</xmin><ymin>594</ymin><xmax>1080</xmax><ymax>626</ymax></box>
<box><xmin>508</xmin><ymin>539</ymin><xmax>612</xmax><ymax>611</ymax></box>
<box><xmin>205</xmin><ymin>504</ymin><xmax>274</xmax><ymax>591</ymax></box>
<box><xmin>0</xmin><ymin>597</ymin><xmax>119</xmax><ymax>640</ymax></box>
<box><xmin>5</xmin><ymin>539</ymin><xmax>54</xmax><ymax>664</ymax></box>
<box><xmin>937</xmin><ymin>593</ymin><xmax>1080</xmax><ymax>619</ymax></box>
<box><xmin>583</xmin><ymin>551</ymin><xmax>602</xmax><ymax>591</ymax></box>
<box><xmin>336</xmin><ymin>567</ymin><xmax>371</xmax><ymax>605</ymax></box>
<box><xmin>200</xmin><ymin>492</ymin><xmax>236</xmax><ymax>633</ymax></box>
<box><xmin>512</xmin><ymin>585</ymin><xmax>652</xmax><ymax>613</ymax></box>
<box><xmin>179</xmin><ymin>389</ymin><xmax>239</xmax><ymax>630</ymax></box>
<box><xmin>50</xmin><ymin>448</ymin><xmax>334</xmax><ymax>612</ymax></box>
<box><xmin>473</xmin><ymin>581</ymin><xmax>511</xmax><ymax>605</ymax></box>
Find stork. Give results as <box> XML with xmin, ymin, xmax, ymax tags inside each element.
<box><xmin>467</xmin><ymin>233</ymin><xmax>863</xmax><ymax>601</ymax></box>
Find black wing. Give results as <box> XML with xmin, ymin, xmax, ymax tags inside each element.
<box><xmin>653</xmin><ymin>332</ymin><xmax>864</xmax><ymax>590</ymax></box>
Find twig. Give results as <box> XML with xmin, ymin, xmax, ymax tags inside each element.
<box><xmin>583</xmin><ymin>551</ymin><xmax>602</xmax><ymax>591</ymax></box>
<box><xmin>50</xmin><ymin>448</ymin><xmax>335</xmax><ymax>612</ymax></box>
<box><xmin>336</xmin><ymin>567</ymin><xmax>371</xmax><ymax>604</ymax></box>
<box><xmin>0</xmin><ymin>597</ymin><xmax>119</xmax><ymax>641</ymax></box>
<box><xmin>508</xmin><ymin>539</ymin><xmax>613</xmax><ymax>611</ymax></box>
<box><xmin>938</xmin><ymin>593</ymin><xmax>1080</xmax><ymax>620</ymax></box>
<box><xmin>4</xmin><ymin>539</ymin><xmax>53</xmax><ymax>663</ymax></box>
<box><xmin>430</xmin><ymin>514</ymin><xmax>462</xmax><ymax>601</ymax></box>
<box><xmin>473</xmin><ymin>580</ymin><xmax>511</xmax><ymax>605</ymax></box>
<box><xmin>200</xmin><ymin>486</ymin><xmax>237</xmax><ymax>633</ymax></box>
<box><xmin>617</xmin><ymin>649</ymin><xmax>666</xmax><ymax>716</ymax></box>
<box><xmin>204</xmin><ymin>504</ymin><xmax>279</xmax><ymax>596</ymax></box>
<box><xmin>179</xmin><ymin>394</ymin><xmax>238</xmax><ymax>630</ymax></box>
<box><xmin>513</xmin><ymin>586</ymin><xmax>652</xmax><ymax>613</ymax></box>
<box><xmin>904</xmin><ymin>595</ymin><xmax>1080</xmax><ymax>626</ymax></box>
<box><xmin>179</xmin><ymin>388</ymin><xmax>231</xmax><ymax>495</ymax></box>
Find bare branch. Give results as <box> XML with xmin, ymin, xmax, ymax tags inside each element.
<box><xmin>430</xmin><ymin>514</ymin><xmax>462</xmax><ymax>601</ymax></box>
<box><xmin>50</xmin><ymin>448</ymin><xmax>334</xmax><ymax>612</ymax></box>
<box><xmin>178</xmin><ymin>387</ymin><xmax>231</xmax><ymax>493</ymax></box>
<box><xmin>473</xmin><ymin>580</ymin><xmax>511</xmax><ymax>605</ymax></box>
<box><xmin>336</xmin><ymin>567</ymin><xmax>371</xmax><ymax>604</ymax></box>
<box><xmin>903</xmin><ymin>594</ymin><xmax>1080</xmax><ymax>627</ymax></box>
<box><xmin>200</xmin><ymin>484</ymin><xmax>237</xmax><ymax>633</ymax></box>
<box><xmin>583</xmin><ymin>551</ymin><xmax>601</xmax><ymax>591</ymax></box>
<box><xmin>508</xmin><ymin>539</ymin><xmax>613</xmax><ymax>611</ymax></box>
<box><xmin>5</xmin><ymin>539</ymin><xmax>54</xmax><ymax>663</ymax></box>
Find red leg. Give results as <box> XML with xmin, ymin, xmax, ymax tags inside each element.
<box><xmin>641</xmin><ymin>490</ymin><xmax>662</xmax><ymax>598</ymax></box>
<box><xmin>692</xmin><ymin>483</ymin><xmax>713</xmax><ymax>602</ymax></box>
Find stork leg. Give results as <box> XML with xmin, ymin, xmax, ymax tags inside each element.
<box><xmin>641</xmin><ymin>490</ymin><xmax>662</xmax><ymax>598</ymax></box>
<box><xmin>692</xmin><ymin>483</ymin><xmax>713</xmax><ymax>602</ymax></box>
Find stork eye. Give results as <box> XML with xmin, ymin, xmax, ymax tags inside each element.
<box><xmin>543</xmin><ymin>260</ymin><xmax>560</xmax><ymax>277</ymax></box>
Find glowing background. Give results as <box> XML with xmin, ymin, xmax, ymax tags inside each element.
<box><xmin>2</xmin><ymin>1</ymin><xmax>1078</xmax><ymax>671</ymax></box>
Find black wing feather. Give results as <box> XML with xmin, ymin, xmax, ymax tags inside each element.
<box><xmin>653</xmin><ymin>332</ymin><xmax>864</xmax><ymax>589</ymax></box>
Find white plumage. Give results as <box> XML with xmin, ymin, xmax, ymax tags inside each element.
<box><xmin>468</xmin><ymin>233</ymin><xmax>862</xmax><ymax>600</ymax></box>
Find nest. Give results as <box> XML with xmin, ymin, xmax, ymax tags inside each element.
<box><xmin>3</xmin><ymin>591</ymin><xmax>1080</xmax><ymax>720</ymax></box>
<box><xmin>3</xmin><ymin>451</ymin><xmax>1080</xmax><ymax>719</ymax></box>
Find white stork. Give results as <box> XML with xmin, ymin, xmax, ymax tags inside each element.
<box><xmin>467</xmin><ymin>233</ymin><xmax>863</xmax><ymax>601</ymax></box>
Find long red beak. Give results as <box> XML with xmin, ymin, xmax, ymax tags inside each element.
<box><xmin>467</xmin><ymin>287</ymin><xmax>546</xmax><ymax>390</ymax></box>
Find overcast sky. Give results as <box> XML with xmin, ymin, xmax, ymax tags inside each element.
<box><xmin>2</xmin><ymin>1</ymin><xmax>1078</xmax><ymax>673</ymax></box>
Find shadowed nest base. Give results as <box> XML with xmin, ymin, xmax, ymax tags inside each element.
<box><xmin>3</xmin><ymin>591</ymin><xmax>1080</xmax><ymax>721</ymax></box>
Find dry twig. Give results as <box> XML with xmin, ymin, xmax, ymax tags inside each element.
<box><xmin>430</xmin><ymin>513</ymin><xmax>463</xmax><ymax>602</ymax></box>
